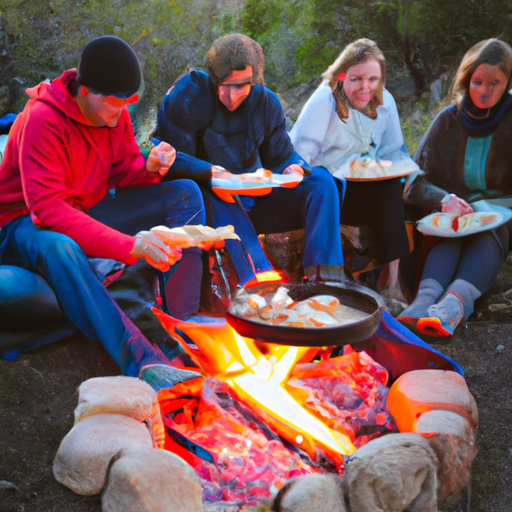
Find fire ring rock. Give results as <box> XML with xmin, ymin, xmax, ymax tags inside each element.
<box><xmin>53</xmin><ymin>414</ymin><xmax>153</xmax><ymax>495</ymax></box>
<box><xmin>386</xmin><ymin>369</ymin><xmax>478</xmax><ymax>501</ymax></box>
<box><xmin>102</xmin><ymin>445</ymin><xmax>203</xmax><ymax>512</ymax></box>
<box><xmin>343</xmin><ymin>433</ymin><xmax>438</xmax><ymax>512</ymax></box>
<box><xmin>272</xmin><ymin>473</ymin><xmax>346</xmax><ymax>512</ymax></box>
<box><xmin>386</xmin><ymin>370</ymin><xmax>478</xmax><ymax>439</ymax></box>
<box><xmin>74</xmin><ymin>376</ymin><xmax>157</xmax><ymax>424</ymax></box>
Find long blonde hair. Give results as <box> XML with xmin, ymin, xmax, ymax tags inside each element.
<box><xmin>322</xmin><ymin>38</ymin><xmax>386</xmax><ymax>120</ymax></box>
<box><xmin>451</xmin><ymin>38</ymin><xmax>512</xmax><ymax>109</ymax></box>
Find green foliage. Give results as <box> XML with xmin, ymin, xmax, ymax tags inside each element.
<box><xmin>0</xmin><ymin>0</ymin><xmax>228</xmax><ymax>112</ymax></box>
<box><xmin>400</xmin><ymin>108</ymin><xmax>436</xmax><ymax>157</ymax></box>
<box><xmin>241</xmin><ymin>0</ymin><xmax>281</xmax><ymax>40</ymax></box>
<box><xmin>1</xmin><ymin>0</ymin><xmax>512</xmax><ymax>116</ymax></box>
<box><xmin>295</xmin><ymin>35</ymin><xmax>337</xmax><ymax>83</ymax></box>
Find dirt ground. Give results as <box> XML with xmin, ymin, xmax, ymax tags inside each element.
<box><xmin>1</xmin><ymin>257</ymin><xmax>512</xmax><ymax>512</ymax></box>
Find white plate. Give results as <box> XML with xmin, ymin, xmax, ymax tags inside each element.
<box><xmin>344</xmin><ymin>168</ymin><xmax>418</xmax><ymax>182</ymax></box>
<box><xmin>417</xmin><ymin>211</ymin><xmax>505</xmax><ymax>238</ymax></box>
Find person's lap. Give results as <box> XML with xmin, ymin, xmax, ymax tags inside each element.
<box><xmin>0</xmin><ymin>179</ymin><xmax>207</xmax><ymax>344</ymax></box>
<box><xmin>87</xmin><ymin>180</ymin><xmax>205</xmax><ymax>234</ymax></box>
<box><xmin>335</xmin><ymin>176</ymin><xmax>409</xmax><ymax>266</ymax></box>
<box><xmin>0</xmin><ymin>213</ymin><xmax>173</xmax><ymax>373</ymax></box>
<box><xmin>249</xmin><ymin>166</ymin><xmax>337</xmax><ymax>233</ymax></box>
<box><xmin>87</xmin><ymin>180</ymin><xmax>206</xmax><ymax>319</ymax></box>
<box><xmin>249</xmin><ymin>166</ymin><xmax>344</xmax><ymax>268</ymax></box>
<box><xmin>422</xmin><ymin>221</ymin><xmax>511</xmax><ymax>293</ymax></box>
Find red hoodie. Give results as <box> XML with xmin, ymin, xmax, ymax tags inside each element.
<box><xmin>0</xmin><ymin>69</ymin><xmax>160</xmax><ymax>263</ymax></box>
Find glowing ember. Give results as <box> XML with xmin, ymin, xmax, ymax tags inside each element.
<box><xmin>286</xmin><ymin>347</ymin><xmax>394</xmax><ymax>449</ymax></box>
<box><xmin>153</xmin><ymin>309</ymin><xmax>396</xmax><ymax>509</ymax></box>
<box><xmin>159</xmin><ymin>378</ymin><xmax>318</xmax><ymax>506</ymax></box>
<box><xmin>153</xmin><ymin>310</ymin><xmax>357</xmax><ymax>464</ymax></box>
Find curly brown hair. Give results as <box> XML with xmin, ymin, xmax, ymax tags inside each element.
<box><xmin>322</xmin><ymin>38</ymin><xmax>386</xmax><ymax>120</ymax></box>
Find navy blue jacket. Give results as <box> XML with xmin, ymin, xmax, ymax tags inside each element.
<box><xmin>155</xmin><ymin>70</ymin><xmax>306</xmax><ymax>181</ymax></box>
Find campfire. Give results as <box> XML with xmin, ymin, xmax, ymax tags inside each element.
<box><xmin>52</xmin><ymin>282</ymin><xmax>478</xmax><ymax>512</ymax></box>
<box><xmin>153</xmin><ymin>312</ymin><xmax>395</xmax><ymax>506</ymax></box>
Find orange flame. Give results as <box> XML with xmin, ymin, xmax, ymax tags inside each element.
<box><xmin>153</xmin><ymin>309</ymin><xmax>356</xmax><ymax>466</ymax></box>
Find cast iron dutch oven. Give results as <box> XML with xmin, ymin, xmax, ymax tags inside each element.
<box><xmin>226</xmin><ymin>281</ymin><xmax>382</xmax><ymax>347</ymax></box>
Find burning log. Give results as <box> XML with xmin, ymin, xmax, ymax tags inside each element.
<box><xmin>286</xmin><ymin>348</ymin><xmax>395</xmax><ymax>449</ymax></box>
<box><xmin>102</xmin><ymin>445</ymin><xmax>203</xmax><ymax>512</ymax></box>
<box><xmin>158</xmin><ymin>377</ymin><xmax>318</xmax><ymax>507</ymax></box>
<box><xmin>152</xmin><ymin>309</ymin><xmax>359</xmax><ymax>466</ymax></box>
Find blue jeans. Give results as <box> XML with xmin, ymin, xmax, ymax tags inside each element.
<box><xmin>88</xmin><ymin>181</ymin><xmax>205</xmax><ymax>319</ymax></box>
<box><xmin>249</xmin><ymin>166</ymin><xmax>344</xmax><ymax>268</ymax></box>
<box><xmin>421</xmin><ymin>221</ymin><xmax>512</xmax><ymax>295</ymax></box>
<box><xmin>0</xmin><ymin>180</ymin><xmax>205</xmax><ymax>376</ymax></box>
<box><xmin>204</xmin><ymin>166</ymin><xmax>344</xmax><ymax>283</ymax></box>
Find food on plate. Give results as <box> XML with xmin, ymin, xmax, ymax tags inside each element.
<box><xmin>349</xmin><ymin>158</ymin><xmax>392</xmax><ymax>178</ymax></box>
<box><xmin>419</xmin><ymin>211</ymin><xmax>500</xmax><ymax>236</ymax></box>
<box><xmin>430</xmin><ymin>213</ymin><xmax>459</xmax><ymax>232</ymax></box>
<box><xmin>349</xmin><ymin>157</ymin><xmax>419</xmax><ymax>179</ymax></box>
<box><xmin>235</xmin><ymin>286</ymin><xmax>368</xmax><ymax>328</ymax></box>
<box><xmin>211</xmin><ymin>169</ymin><xmax>302</xmax><ymax>202</ymax></box>
<box><xmin>457</xmin><ymin>212</ymin><xmax>497</xmax><ymax>232</ymax></box>
<box><xmin>151</xmin><ymin>224</ymin><xmax>240</xmax><ymax>249</ymax></box>
<box><xmin>239</xmin><ymin>168</ymin><xmax>273</xmax><ymax>182</ymax></box>
<box><xmin>213</xmin><ymin>168</ymin><xmax>302</xmax><ymax>188</ymax></box>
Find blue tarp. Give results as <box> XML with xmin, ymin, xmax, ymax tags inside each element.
<box><xmin>359</xmin><ymin>310</ymin><xmax>463</xmax><ymax>382</ymax></box>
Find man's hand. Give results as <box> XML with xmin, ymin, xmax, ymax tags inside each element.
<box><xmin>283</xmin><ymin>164</ymin><xmax>305</xmax><ymax>176</ymax></box>
<box><xmin>146</xmin><ymin>142</ymin><xmax>177</xmax><ymax>176</ymax></box>
<box><xmin>130</xmin><ymin>231</ymin><xmax>182</xmax><ymax>272</ymax></box>
<box><xmin>211</xmin><ymin>165</ymin><xmax>234</xmax><ymax>181</ymax></box>
<box><xmin>441</xmin><ymin>194</ymin><xmax>474</xmax><ymax>216</ymax></box>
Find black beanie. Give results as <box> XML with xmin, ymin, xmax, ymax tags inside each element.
<box><xmin>77</xmin><ymin>36</ymin><xmax>141</xmax><ymax>96</ymax></box>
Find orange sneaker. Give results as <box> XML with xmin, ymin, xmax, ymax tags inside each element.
<box><xmin>416</xmin><ymin>316</ymin><xmax>453</xmax><ymax>337</ymax></box>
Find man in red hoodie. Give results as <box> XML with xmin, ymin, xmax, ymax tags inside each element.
<box><xmin>0</xmin><ymin>36</ymin><xmax>203</xmax><ymax>388</ymax></box>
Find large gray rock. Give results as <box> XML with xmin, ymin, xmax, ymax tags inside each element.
<box><xmin>343</xmin><ymin>433</ymin><xmax>438</xmax><ymax>512</ymax></box>
<box><xmin>427</xmin><ymin>433</ymin><xmax>477</xmax><ymax>502</ymax></box>
<box><xmin>386</xmin><ymin>369</ymin><xmax>477</xmax><ymax>500</ymax></box>
<box><xmin>416</xmin><ymin>410</ymin><xmax>475</xmax><ymax>441</ymax></box>
<box><xmin>74</xmin><ymin>376</ymin><xmax>157</xmax><ymax>424</ymax></box>
<box><xmin>53</xmin><ymin>414</ymin><xmax>153</xmax><ymax>495</ymax></box>
<box><xmin>387</xmin><ymin>369</ymin><xmax>478</xmax><ymax>437</ymax></box>
<box><xmin>272</xmin><ymin>473</ymin><xmax>346</xmax><ymax>512</ymax></box>
<box><xmin>102</xmin><ymin>445</ymin><xmax>203</xmax><ymax>512</ymax></box>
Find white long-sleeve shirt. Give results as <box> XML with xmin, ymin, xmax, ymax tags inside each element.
<box><xmin>290</xmin><ymin>81</ymin><xmax>418</xmax><ymax>179</ymax></box>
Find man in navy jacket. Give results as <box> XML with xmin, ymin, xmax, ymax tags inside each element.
<box><xmin>155</xmin><ymin>33</ymin><xmax>344</xmax><ymax>284</ymax></box>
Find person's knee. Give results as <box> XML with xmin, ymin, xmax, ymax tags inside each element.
<box><xmin>161</xmin><ymin>179</ymin><xmax>202</xmax><ymax>201</ymax></box>
<box><xmin>40</xmin><ymin>233</ymin><xmax>87</xmax><ymax>264</ymax></box>
<box><xmin>309</xmin><ymin>165</ymin><xmax>332</xmax><ymax>178</ymax></box>
<box><xmin>160</xmin><ymin>179</ymin><xmax>206</xmax><ymax>222</ymax></box>
<box><xmin>302</xmin><ymin>167</ymin><xmax>339</xmax><ymax>203</ymax></box>
<box><xmin>0</xmin><ymin>265</ymin><xmax>63</xmax><ymax>322</ymax></box>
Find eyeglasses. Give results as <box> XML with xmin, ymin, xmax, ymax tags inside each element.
<box><xmin>86</xmin><ymin>87</ymin><xmax>139</xmax><ymax>106</ymax></box>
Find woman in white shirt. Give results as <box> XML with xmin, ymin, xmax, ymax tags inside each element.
<box><xmin>290</xmin><ymin>38</ymin><xmax>418</xmax><ymax>269</ymax></box>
